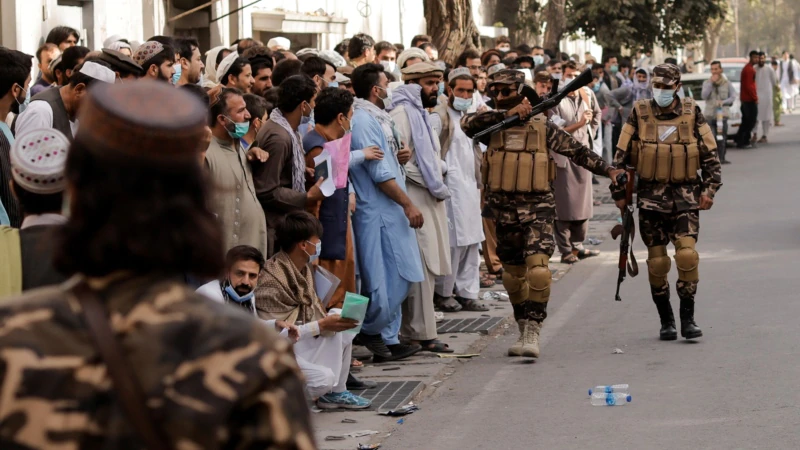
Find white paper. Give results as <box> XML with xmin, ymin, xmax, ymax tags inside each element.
<box><xmin>313</xmin><ymin>149</ymin><xmax>336</xmax><ymax>197</ymax></box>
<box><xmin>314</xmin><ymin>265</ymin><xmax>341</xmax><ymax>308</ymax></box>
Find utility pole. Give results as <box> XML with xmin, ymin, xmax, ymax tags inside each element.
<box><xmin>733</xmin><ymin>0</ymin><xmax>740</xmax><ymax>56</ymax></box>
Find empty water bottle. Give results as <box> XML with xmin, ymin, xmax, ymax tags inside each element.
<box><xmin>590</xmin><ymin>392</ymin><xmax>632</xmax><ymax>406</ymax></box>
<box><xmin>588</xmin><ymin>384</ymin><xmax>629</xmax><ymax>396</ymax></box>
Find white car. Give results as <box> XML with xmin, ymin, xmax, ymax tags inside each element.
<box><xmin>680</xmin><ymin>72</ymin><xmax>742</xmax><ymax>139</ymax></box>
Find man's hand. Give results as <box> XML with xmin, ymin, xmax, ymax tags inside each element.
<box><xmin>363</xmin><ymin>146</ymin><xmax>384</xmax><ymax>161</ymax></box>
<box><xmin>608</xmin><ymin>168</ymin><xmax>626</xmax><ymax>185</ymax></box>
<box><xmin>477</xmin><ymin>104</ymin><xmax>490</xmax><ymax>113</ymax></box>
<box><xmin>404</xmin><ymin>203</ymin><xmax>424</xmax><ymax>228</ymax></box>
<box><xmin>246</xmin><ymin>146</ymin><xmax>269</xmax><ymax>163</ymax></box>
<box><xmin>305</xmin><ymin>167</ymin><xmax>315</xmax><ymax>179</ymax></box>
<box><xmin>397</xmin><ymin>146</ymin><xmax>412</xmax><ymax>165</ymax></box>
<box><xmin>349</xmin><ymin>192</ymin><xmax>356</xmax><ymax>213</ymax></box>
<box><xmin>583</xmin><ymin>110</ymin><xmax>594</xmax><ymax>123</ymax></box>
<box><xmin>699</xmin><ymin>195</ymin><xmax>714</xmax><ymax>210</ymax></box>
<box><xmin>506</xmin><ymin>97</ymin><xmax>533</xmax><ymax>119</ymax></box>
<box><xmin>307</xmin><ymin>177</ymin><xmax>326</xmax><ymax>202</ymax></box>
<box><xmin>319</xmin><ymin>314</ymin><xmax>359</xmax><ymax>332</ymax></box>
<box><xmin>710</xmin><ymin>73</ymin><xmax>721</xmax><ymax>83</ymax></box>
<box><xmin>275</xmin><ymin>320</ymin><xmax>300</xmax><ymax>342</ymax></box>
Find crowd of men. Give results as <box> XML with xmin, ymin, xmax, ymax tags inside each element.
<box><xmin>0</xmin><ymin>25</ymin><xmax>727</xmax><ymax>446</ymax></box>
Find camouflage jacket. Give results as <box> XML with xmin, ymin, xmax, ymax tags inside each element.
<box><xmin>610</xmin><ymin>99</ymin><xmax>722</xmax><ymax>213</ymax></box>
<box><xmin>0</xmin><ymin>275</ymin><xmax>316</xmax><ymax>450</ymax></box>
<box><xmin>461</xmin><ymin>109</ymin><xmax>611</xmax><ymax>212</ymax></box>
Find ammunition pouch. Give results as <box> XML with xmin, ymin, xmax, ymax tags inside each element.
<box><xmin>525</xmin><ymin>254</ymin><xmax>551</xmax><ymax>303</ymax></box>
<box><xmin>484</xmin><ymin>114</ymin><xmax>555</xmax><ymax>194</ymax></box>
<box><xmin>634</xmin><ymin>98</ymin><xmax>700</xmax><ymax>184</ymax></box>
<box><xmin>674</xmin><ymin>237</ymin><xmax>699</xmax><ymax>282</ymax></box>
<box><xmin>647</xmin><ymin>245</ymin><xmax>671</xmax><ymax>287</ymax></box>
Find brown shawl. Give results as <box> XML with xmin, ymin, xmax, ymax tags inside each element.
<box><xmin>254</xmin><ymin>251</ymin><xmax>327</xmax><ymax>324</ymax></box>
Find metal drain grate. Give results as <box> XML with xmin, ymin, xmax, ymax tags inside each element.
<box><xmin>437</xmin><ymin>316</ymin><xmax>505</xmax><ymax>334</ymax></box>
<box><xmin>349</xmin><ymin>380</ymin><xmax>423</xmax><ymax>411</ymax></box>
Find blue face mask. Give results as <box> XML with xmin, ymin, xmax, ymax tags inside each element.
<box><xmin>438</xmin><ymin>81</ymin><xmax>445</xmax><ymax>97</ymax></box>
<box><xmin>533</xmin><ymin>55</ymin><xmax>544</xmax><ymax>66</ymax></box>
<box><xmin>652</xmin><ymin>88</ymin><xmax>676</xmax><ymax>107</ymax></box>
<box><xmin>12</xmin><ymin>83</ymin><xmax>29</xmax><ymax>115</ymax></box>
<box><xmin>592</xmin><ymin>83</ymin><xmax>601</xmax><ymax>93</ymax></box>
<box><xmin>224</xmin><ymin>284</ymin><xmax>255</xmax><ymax>303</ymax></box>
<box><xmin>452</xmin><ymin>96</ymin><xmax>473</xmax><ymax>112</ymax></box>
<box><xmin>610</xmin><ymin>64</ymin><xmax>619</xmax><ymax>74</ymax></box>
<box><xmin>328</xmin><ymin>81</ymin><xmax>339</xmax><ymax>88</ymax></box>
<box><xmin>172</xmin><ymin>62</ymin><xmax>182</xmax><ymax>85</ymax></box>
<box><xmin>224</xmin><ymin>116</ymin><xmax>249</xmax><ymax>139</ymax></box>
<box><xmin>305</xmin><ymin>240</ymin><xmax>321</xmax><ymax>263</ymax></box>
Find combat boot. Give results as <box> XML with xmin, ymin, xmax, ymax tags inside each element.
<box><xmin>507</xmin><ymin>320</ymin><xmax>526</xmax><ymax>356</ymax></box>
<box><xmin>521</xmin><ymin>320</ymin><xmax>541</xmax><ymax>358</ymax></box>
<box><xmin>653</xmin><ymin>297</ymin><xmax>677</xmax><ymax>341</ymax></box>
<box><xmin>679</xmin><ymin>297</ymin><xmax>703</xmax><ymax>339</ymax></box>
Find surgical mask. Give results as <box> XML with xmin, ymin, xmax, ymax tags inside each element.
<box><xmin>498</xmin><ymin>46</ymin><xmax>511</xmax><ymax>52</ymax></box>
<box><xmin>610</xmin><ymin>64</ymin><xmax>619</xmax><ymax>74</ymax></box>
<box><xmin>452</xmin><ymin>96</ymin><xmax>473</xmax><ymax>112</ymax></box>
<box><xmin>533</xmin><ymin>55</ymin><xmax>544</xmax><ymax>66</ymax></box>
<box><xmin>377</xmin><ymin>86</ymin><xmax>392</xmax><ymax>109</ymax></box>
<box><xmin>380</xmin><ymin>60</ymin><xmax>397</xmax><ymax>73</ymax></box>
<box><xmin>172</xmin><ymin>62</ymin><xmax>182</xmax><ymax>85</ymax></box>
<box><xmin>305</xmin><ymin>240</ymin><xmax>321</xmax><ymax>263</ymax></box>
<box><xmin>652</xmin><ymin>88</ymin><xmax>676</xmax><ymax>107</ymax></box>
<box><xmin>301</xmin><ymin>101</ymin><xmax>312</xmax><ymax>120</ymax></box>
<box><xmin>224</xmin><ymin>284</ymin><xmax>255</xmax><ymax>303</ymax></box>
<box><xmin>328</xmin><ymin>81</ymin><xmax>339</xmax><ymax>88</ymax></box>
<box><xmin>592</xmin><ymin>83</ymin><xmax>601</xmax><ymax>93</ymax></box>
<box><xmin>11</xmin><ymin>84</ymin><xmax>29</xmax><ymax>115</ymax></box>
<box><xmin>552</xmin><ymin>73</ymin><xmax>562</xmax><ymax>80</ymax></box>
<box><xmin>341</xmin><ymin>115</ymin><xmax>351</xmax><ymax>134</ymax></box>
<box><xmin>223</xmin><ymin>116</ymin><xmax>249</xmax><ymax>139</ymax></box>
<box><xmin>437</xmin><ymin>81</ymin><xmax>445</xmax><ymax>97</ymax></box>
<box><xmin>559</xmin><ymin>77</ymin><xmax>575</xmax><ymax>91</ymax></box>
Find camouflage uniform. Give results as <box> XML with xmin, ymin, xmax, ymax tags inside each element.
<box><xmin>0</xmin><ymin>275</ymin><xmax>317</xmax><ymax>450</ymax></box>
<box><xmin>462</xmin><ymin>70</ymin><xmax>611</xmax><ymax>357</ymax></box>
<box><xmin>610</xmin><ymin>64</ymin><xmax>722</xmax><ymax>340</ymax></box>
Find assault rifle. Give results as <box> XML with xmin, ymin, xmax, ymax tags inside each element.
<box><xmin>610</xmin><ymin>169</ymin><xmax>639</xmax><ymax>301</ymax></box>
<box><xmin>471</xmin><ymin>68</ymin><xmax>594</xmax><ymax>144</ymax></box>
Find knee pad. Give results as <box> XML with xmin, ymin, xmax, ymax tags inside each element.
<box><xmin>502</xmin><ymin>264</ymin><xmax>528</xmax><ymax>304</ymax></box>
<box><xmin>647</xmin><ymin>245</ymin><xmax>671</xmax><ymax>287</ymax></box>
<box><xmin>525</xmin><ymin>254</ymin><xmax>551</xmax><ymax>303</ymax></box>
<box><xmin>674</xmin><ymin>237</ymin><xmax>699</xmax><ymax>282</ymax></box>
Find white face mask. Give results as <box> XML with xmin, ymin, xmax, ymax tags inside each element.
<box><xmin>380</xmin><ymin>60</ymin><xmax>397</xmax><ymax>73</ymax></box>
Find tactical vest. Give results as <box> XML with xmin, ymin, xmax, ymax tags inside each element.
<box><xmin>619</xmin><ymin>98</ymin><xmax>714</xmax><ymax>184</ymax></box>
<box><xmin>482</xmin><ymin>114</ymin><xmax>556</xmax><ymax>194</ymax></box>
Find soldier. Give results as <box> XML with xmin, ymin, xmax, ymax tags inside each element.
<box><xmin>611</xmin><ymin>64</ymin><xmax>722</xmax><ymax>341</ymax></box>
<box><xmin>0</xmin><ymin>81</ymin><xmax>316</xmax><ymax>449</ymax></box>
<box><xmin>462</xmin><ymin>70</ymin><xmax>624</xmax><ymax>358</ymax></box>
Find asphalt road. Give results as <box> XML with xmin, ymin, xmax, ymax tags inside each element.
<box><xmin>383</xmin><ymin>115</ymin><xmax>800</xmax><ymax>449</ymax></box>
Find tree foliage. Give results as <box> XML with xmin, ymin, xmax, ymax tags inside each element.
<box><xmin>565</xmin><ymin>0</ymin><xmax>727</xmax><ymax>54</ymax></box>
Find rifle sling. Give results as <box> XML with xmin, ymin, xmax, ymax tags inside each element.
<box><xmin>66</xmin><ymin>281</ymin><xmax>170</xmax><ymax>450</ymax></box>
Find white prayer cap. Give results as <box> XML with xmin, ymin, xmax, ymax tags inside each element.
<box><xmin>79</xmin><ymin>61</ymin><xmax>116</xmax><ymax>84</ymax></box>
<box><xmin>397</xmin><ymin>48</ymin><xmax>430</xmax><ymax>70</ymax></box>
<box><xmin>10</xmin><ymin>129</ymin><xmax>70</xmax><ymax>194</ymax></box>
<box><xmin>103</xmin><ymin>34</ymin><xmax>124</xmax><ymax>49</ymax></box>
<box><xmin>319</xmin><ymin>50</ymin><xmax>346</xmax><ymax>68</ymax></box>
<box><xmin>216</xmin><ymin>51</ymin><xmax>240</xmax><ymax>85</ymax></box>
<box><xmin>448</xmin><ymin>67</ymin><xmax>472</xmax><ymax>83</ymax></box>
<box><xmin>296</xmin><ymin>48</ymin><xmax>319</xmax><ymax>57</ymax></box>
<box><xmin>334</xmin><ymin>72</ymin><xmax>350</xmax><ymax>84</ymax></box>
<box><xmin>267</xmin><ymin>37</ymin><xmax>291</xmax><ymax>51</ymax></box>
<box><xmin>108</xmin><ymin>40</ymin><xmax>132</xmax><ymax>54</ymax></box>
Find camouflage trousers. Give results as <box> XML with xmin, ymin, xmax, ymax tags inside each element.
<box><xmin>639</xmin><ymin>208</ymin><xmax>700</xmax><ymax>302</ymax></box>
<box><xmin>485</xmin><ymin>192</ymin><xmax>556</xmax><ymax>322</ymax></box>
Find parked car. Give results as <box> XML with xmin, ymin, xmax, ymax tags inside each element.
<box><xmin>681</xmin><ymin>72</ymin><xmax>741</xmax><ymax>139</ymax></box>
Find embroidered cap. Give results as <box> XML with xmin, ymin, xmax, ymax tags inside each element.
<box><xmin>448</xmin><ymin>67</ymin><xmax>472</xmax><ymax>83</ymax></box>
<box><xmin>132</xmin><ymin>40</ymin><xmax>165</xmax><ymax>67</ymax></box>
<box><xmin>10</xmin><ymin>129</ymin><xmax>70</xmax><ymax>194</ymax></box>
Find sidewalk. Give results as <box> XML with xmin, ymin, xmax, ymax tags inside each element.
<box><xmin>312</xmin><ymin>178</ymin><xmax>620</xmax><ymax>450</ymax></box>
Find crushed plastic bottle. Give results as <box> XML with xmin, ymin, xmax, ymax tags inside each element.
<box><xmin>588</xmin><ymin>384</ymin><xmax>629</xmax><ymax>396</ymax></box>
<box><xmin>590</xmin><ymin>392</ymin><xmax>632</xmax><ymax>406</ymax></box>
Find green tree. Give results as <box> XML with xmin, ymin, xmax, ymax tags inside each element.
<box><xmin>566</xmin><ymin>0</ymin><xmax>727</xmax><ymax>57</ymax></box>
